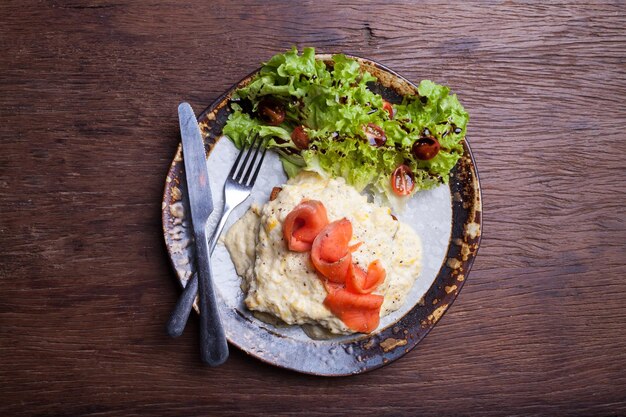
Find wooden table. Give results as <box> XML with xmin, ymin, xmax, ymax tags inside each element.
<box><xmin>2</xmin><ymin>1</ymin><xmax>625</xmax><ymax>415</ymax></box>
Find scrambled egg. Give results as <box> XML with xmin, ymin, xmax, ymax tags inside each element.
<box><xmin>224</xmin><ymin>172</ymin><xmax>422</xmax><ymax>334</ymax></box>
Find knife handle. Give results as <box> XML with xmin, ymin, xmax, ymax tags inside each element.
<box><xmin>194</xmin><ymin>228</ymin><xmax>229</xmax><ymax>366</ymax></box>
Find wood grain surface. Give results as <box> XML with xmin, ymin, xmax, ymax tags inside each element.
<box><xmin>1</xmin><ymin>1</ymin><xmax>625</xmax><ymax>415</ymax></box>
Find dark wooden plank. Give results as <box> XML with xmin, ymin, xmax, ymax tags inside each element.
<box><xmin>1</xmin><ymin>0</ymin><xmax>625</xmax><ymax>416</ymax></box>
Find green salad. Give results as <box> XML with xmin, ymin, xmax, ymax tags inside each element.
<box><xmin>223</xmin><ymin>47</ymin><xmax>469</xmax><ymax>201</ymax></box>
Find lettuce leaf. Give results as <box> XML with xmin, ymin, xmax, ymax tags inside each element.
<box><xmin>221</xmin><ymin>110</ymin><xmax>259</xmax><ymax>149</ymax></box>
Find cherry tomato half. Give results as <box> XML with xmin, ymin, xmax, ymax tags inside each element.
<box><xmin>258</xmin><ymin>98</ymin><xmax>285</xmax><ymax>126</ymax></box>
<box><xmin>291</xmin><ymin>125</ymin><xmax>310</xmax><ymax>150</ymax></box>
<box><xmin>391</xmin><ymin>164</ymin><xmax>415</xmax><ymax>196</ymax></box>
<box><xmin>363</xmin><ymin>123</ymin><xmax>387</xmax><ymax>147</ymax></box>
<box><xmin>382</xmin><ymin>100</ymin><xmax>394</xmax><ymax>119</ymax></box>
<box><xmin>411</xmin><ymin>136</ymin><xmax>440</xmax><ymax>160</ymax></box>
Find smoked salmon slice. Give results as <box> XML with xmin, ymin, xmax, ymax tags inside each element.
<box><xmin>283</xmin><ymin>200</ymin><xmax>328</xmax><ymax>252</ymax></box>
<box><xmin>310</xmin><ymin>219</ymin><xmax>353</xmax><ymax>283</ymax></box>
<box><xmin>338</xmin><ymin>309</ymin><xmax>381</xmax><ymax>334</ymax></box>
<box><xmin>323</xmin><ymin>287</ymin><xmax>384</xmax><ymax>333</ymax></box>
<box><xmin>324</xmin><ymin>286</ymin><xmax>384</xmax><ymax>310</ymax></box>
<box><xmin>317</xmin><ymin>218</ymin><xmax>352</xmax><ymax>262</ymax></box>
<box><xmin>346</xmin><ymin>260</ymin><xmax>386</xmax><ymax>294</ymax></box>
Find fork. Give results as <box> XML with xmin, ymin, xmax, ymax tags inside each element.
<box><xmin>166</xmin><ymin>134</ymin><xmax>267</xmax><ymax>338</ymax></box>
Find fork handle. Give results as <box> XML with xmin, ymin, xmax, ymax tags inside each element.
<box><xmin>165</xmin><ymin>272</ymin><xmax>199</xmax><ymax>338</ymax></box>
<box><xmin>195</xmin><ymin>227</ymin><xmax>228</xmax><ymax>366</ymax></box>
<box><xmin>165</xmin><ymin>204</ymin><xmax>234</xmax><ymax>338</ymax></box>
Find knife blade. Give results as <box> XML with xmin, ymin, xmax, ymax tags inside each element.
<box><xmin>177</xmin><ymin>102</ymin><xmax>228</xmax><ymax>366</ymax></box>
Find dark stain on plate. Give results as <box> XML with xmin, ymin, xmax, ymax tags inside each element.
<box><xmin>162</xmin><ymin>55</ymin><xmax>482</xmax><ymax>376</ymax></box>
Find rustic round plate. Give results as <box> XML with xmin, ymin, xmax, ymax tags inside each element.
<box><xmin>162</xmin><ymin>55</ymin><xmax>482</xmax><ymax>376</ymax></box>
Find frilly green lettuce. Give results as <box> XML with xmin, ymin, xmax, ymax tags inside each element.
<box><xmin>222</xmin><ymin>47</ymin><xmax>469</xmax><ymax>201</ymax></box>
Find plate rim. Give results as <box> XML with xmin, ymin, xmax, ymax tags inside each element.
<box><xmin>162</xmin><ymin>54</ymin><xmax>482</xmax><ymax>376</ymax></box>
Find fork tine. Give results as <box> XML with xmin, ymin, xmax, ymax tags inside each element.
<box><xmin>228</xmin><ymin>144</ymin><xmax>247</xmax><ymax>179</ymax></box>
<box><xmin>234</xmin><ymin>134</ymin><xmax>262</xmax><ymax>183</ymax></box>
<box><xmin>241</xmin><ymin>137</ymin><xmax>266</xmax><ymax>185</ymax></box>
<box><xmin>247</xmin><ymin>145</ymin><xmax>268</xmax><ymax>187</ymax></box>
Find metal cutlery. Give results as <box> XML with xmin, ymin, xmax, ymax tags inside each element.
<box><xmin>175</xmin><ymin>102</ymin><xmax>228</xmax><ymax>366</ymax></box>
<box><xmin>166</xmin><ymin>131</ymin><xmax>267</xmax><ymax>352</ymax></box>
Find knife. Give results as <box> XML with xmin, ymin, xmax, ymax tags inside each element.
<box><xmin>174</xmin><ymin>102</ymin><xmax>228</xmax><ymax>366</ymax></box>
